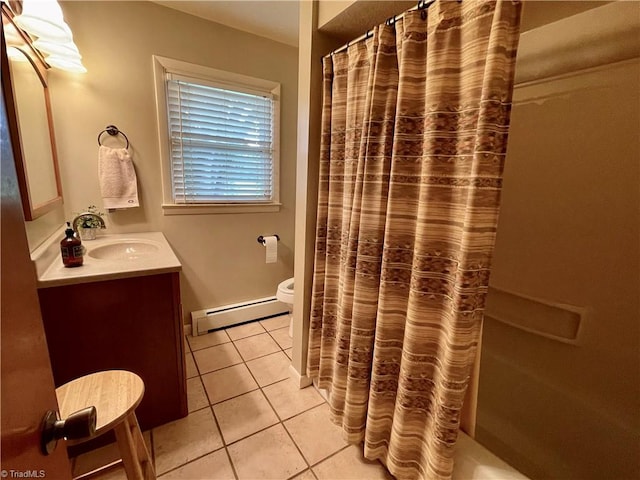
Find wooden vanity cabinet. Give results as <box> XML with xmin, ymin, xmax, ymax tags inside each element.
<box><xmin>37</xmin><ymin>272</ymin><xmax>188</xmax><ymax>433</ymax></box>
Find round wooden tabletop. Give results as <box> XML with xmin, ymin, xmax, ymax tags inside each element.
<box><xmin>56</xmin><ymin>370</ymin><xmax>145</xmax><ymax>439</ymax></box>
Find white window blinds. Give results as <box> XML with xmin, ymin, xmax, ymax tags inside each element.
<box><xmin>166</xmin><ymin>74</ymin><xmax>274</xmax><ymax>203</ymax></box>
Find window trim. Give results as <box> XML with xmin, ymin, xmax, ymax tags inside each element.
<box><xmin>152</xmin><ymin>55</ymin><xmax>281</xmax><ymax>214</ymax></box>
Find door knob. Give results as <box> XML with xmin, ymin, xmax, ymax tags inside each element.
<box><xmin>41</xmin><ymin>406</ymin><xmax>97</xmax><ymax>455</ymax></box>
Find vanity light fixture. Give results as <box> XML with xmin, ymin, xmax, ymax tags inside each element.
<box><xmin>3</xmin><ymin>23</ymin><xmax>29</xmax><ymax>62</ymax></box>
<box><xmin>45</xmin><ymin>54</ymin><xmax>87</xmax><ymax>73</ymax></box>
<box><xmin>6</xmin><ymin>46</ymin><xmax>30</xmax><ymax>62</ymax></box>
<box><xmin>34</xmin><ymin>36</ymin><xmax>87</xmax><ymax>72</ymax></box>
<box><xmin>13</xmin><ymin>0</ymin><xmax>70</xmax><ymax>41</ymax></box>
<box><xmin>33</xmin><ymin>37</ymin><xmax>80</xmax><ymax>57</ymax></box>
<box><xmin>12</xmin><ymin>0</ymin><xmax>86</xmax><ymax>73</ymax></box>
<box><xmin>3</xmin><ymin>22</ymin><xmax>23</xmax><ymax>44</ymax></box>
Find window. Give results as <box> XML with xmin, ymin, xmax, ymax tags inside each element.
<box><xmin>153</xmin><ymin>56</ymin><xmax>280</xmax><ymax>214</ymax></box>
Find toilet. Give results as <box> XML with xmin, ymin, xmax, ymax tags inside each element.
<box><xmin>276</xmin><ymin>277</ymin><xmax>294</xmax><ymax>337</ymax></box>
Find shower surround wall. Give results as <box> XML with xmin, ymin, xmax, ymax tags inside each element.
<box><xmin>44</xmin><ymin>1</ymin><xmax>298</xmax><ymax>322</ymax></box>
<box><xmin>477</xmin><ymin>4</ymin><xmax>640</xmax><ymax>478</ymax></box>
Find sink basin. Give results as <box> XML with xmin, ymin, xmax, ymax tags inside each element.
<box><xmin>88</xmin><ymin>240</ymin><xmax>161</xmax><ymax>261</ymax></box>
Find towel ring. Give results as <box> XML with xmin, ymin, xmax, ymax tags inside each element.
<box><xmin>97</xmin><ymin>125</ymin><xmax>129</xmax><ymax>149</ymax></box>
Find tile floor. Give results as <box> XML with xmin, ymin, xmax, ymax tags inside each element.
<box><xmin>72</xmin><ymin>316</ymin><xmax>393</xmax><ymax>480</ymax></box>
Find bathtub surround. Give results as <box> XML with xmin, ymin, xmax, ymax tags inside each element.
<box><xmin>477</xmin><ymin>3</ymin><xmax>640</xmax><ymax>477</ymax></box>
<box><xmin>308</xmin><ymin>2</ymin><xmax>522</xmax><ymax>479</ymax></box>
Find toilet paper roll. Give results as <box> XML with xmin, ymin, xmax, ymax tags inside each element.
<box><xmin>264</xmin><ymin>235</ymin><xmax>278</xmax><ymax>264</ymax></box>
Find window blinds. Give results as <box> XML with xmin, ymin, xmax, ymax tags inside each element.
<box><xmin>166</xmin><ymin>74</ymin><xmax>274</xmax><ymax>203</ymax></box>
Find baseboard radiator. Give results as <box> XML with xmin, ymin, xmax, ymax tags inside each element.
<box><xmin>191</xmin><ymin>296</ymin><xmax>289</xmax><ymax>336</ymax></box>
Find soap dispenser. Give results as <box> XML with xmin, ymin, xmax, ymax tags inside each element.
<box><xmin>60</xmin><ymin>222</ymin><xmax>83</xmax><ymax>267</ymax></box>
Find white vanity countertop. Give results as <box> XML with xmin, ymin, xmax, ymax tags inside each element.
<box><xmin>36</xmin><ymin>231</ymin><xmax>182</xmax><ymax>288</ymax></box>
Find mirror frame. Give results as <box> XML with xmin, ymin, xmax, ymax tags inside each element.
<box><xmin>1</xmin><ymin>4</ymin><xmax>63</xmax><ymax>220</ymax></box>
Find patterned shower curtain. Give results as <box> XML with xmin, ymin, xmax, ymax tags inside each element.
<box><xmin>307</xmin><ymin>1</ymin><xmax>522</xmax><ymax>479</ymax></box>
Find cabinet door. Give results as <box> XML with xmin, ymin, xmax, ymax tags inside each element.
<box><xmin>38</xmin><ymin>273</ymin><xmax>188</xmax><ymax>431</ymax></box>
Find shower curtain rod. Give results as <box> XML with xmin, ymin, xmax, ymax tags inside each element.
<box><xmin>327</xmin><ymin>0</ymin><xmax>440</xmax><ymax>57</ymax></box>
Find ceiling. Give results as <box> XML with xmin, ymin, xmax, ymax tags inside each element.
<box><xmin>150</xmin><ymin>1</ymin><xmax>612</xmax><ymax>49</ymax></box>
<box><xmin>151</xmin><ymin>1</ymin><xmax>300</xmax><ymax>47</ymax></box>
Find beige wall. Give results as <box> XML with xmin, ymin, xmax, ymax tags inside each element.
<box><xmin>476</xmin><ymin>5</ymin><xmax>640</xmax><ymax>478</ymax></box>
<box><xmin>317</xmin><ymin>0</ymin><xmax>414</xmax><ymax>41</ymax></box>
<box><xmin>46</xmin><ymin>1</ymin><xmax>298</xmax><ymax>323</ymax></box>
<box><xmin>291</xmin><ymin>1</ymin><xmax>345</xmax><ymax>382</ymax></box>
<box><xmin>317</xmin><ymin>0</ymin><xmax>356</xmax><ymax>29</ymax></box>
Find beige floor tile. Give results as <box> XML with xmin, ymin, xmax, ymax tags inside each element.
<box><xmin>213</xmin><ymin>390</ymin><xmax>279</xmax><ymax>444</ymax></box>
<box><xmin>291</xmin><ymin>469</ymin><xmax>317</xmax><ymax>480</ymax></box>
<box><xmin>227</xmin><ymin>424</ymin><xmax>307</xmax><ymax>479</ymax></box>
<box><xmin>284</xmin><ymin>404</ymin><xmax>348</xmax><ymax>465</ymax></box>
<box><xmin>187</xmin><ymin>377</ymin><xmax>209</xmax><ymax>412</ymax></box>
<box><xmin>153</xmin><ymin>408</ymin><xmax>223</xmax><ymax>475</ymax></box>
<box><xmin>313</xmin><ymin>445</ymin><xmax>393</xmax><ymax>480</ymax></box>
<box><xmin>202</xmin><ymin>363</ymin><xmax>258</xmax><ymax>404</ymax></box>
<box><xmin>226</xmin><ymin>321</ymin><xmax>266</xmax><ymax>340</ymax></box>
<box><xmin>263</xmin><ymin>378</ymin><xmax>324</xmax><ymax>420</ymax></box>
<box><xmin>284</xmin><ymin>348</ymin><xmax>293</xmax><ymax>359</ymax></box>
<box><xmin>185</xmin><ymin>352</ymin><xmax>198</xmax><ymax>378</ymax></box>
<box><xmin>246</xmin><ymin>351</ymin><xmax>290</xmax><ymax>387</ymax></box>
<box><xmin>269</xmin><ymin>326</ymin><xmax>293</xmax><ymax>350</ymax></box>
<box><xmin>260</xmin><ymin>314</ymin><xmax>290</xmax><ymax>332</ymax></box>
<box><xmin>194</xmin><ymin>343</ymin><xmax>243</xmax><ymax>374</ymax></box>
<box><xmin>73</xmin><ymin>432</ymin><xmax>151</xmax><ymax>477</ymax></box>
<box><xmin>187</xmin><ymin>330</ymin><xmax>230</xmax><ymax>351</ymax></box>
<box><xmin>158</xmin><ymin>448</ymin><xmax>234</xmax><ymax>479</ymax></box>
<box><xmin>233</xmin><ymin>332</ymin><xmax>280</xmax><ymax>361</ymax></box>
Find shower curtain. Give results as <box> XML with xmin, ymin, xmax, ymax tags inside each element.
<box><xmin>307</xmin><ymin>1</ymin><xmax>521</xmax><ymax>479</ymax></box>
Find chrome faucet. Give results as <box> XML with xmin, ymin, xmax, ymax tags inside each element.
<box><xmin>71</xmin><ymin>212</ymin><xmax>106</xmax><ymax>232</ymax></box>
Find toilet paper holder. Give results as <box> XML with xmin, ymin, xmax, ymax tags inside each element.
<box><xmin>257</xmin><ymin>235</ymin><xmax>280</xmax><ymax>245</ymax></box>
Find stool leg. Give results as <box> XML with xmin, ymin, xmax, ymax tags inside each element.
<box><xmin>114</xmin><ymin>413</ymin><xmax>146</xmax><ymax>480</ymax></box>
<box><xmin>128</xmin><ymin>412</ymin><xmax>156</xmax><ymax>480</ymax></box>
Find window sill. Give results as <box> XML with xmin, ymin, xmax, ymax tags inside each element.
<box><xmin>162</xmin><ymin>203</ymin><xmax>281</xmax><ymax>215</ymax></box>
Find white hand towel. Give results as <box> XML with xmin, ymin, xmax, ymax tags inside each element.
<box><xmin>98</xmin><ymin>145</ymin><xmax>139</xmax><ymax>209</ymax></box>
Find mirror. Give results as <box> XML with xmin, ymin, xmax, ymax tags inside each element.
<box><xmin>1</xmin><ymin>7</ymin><xmax>63</xmax><ymax>220</ymax></box>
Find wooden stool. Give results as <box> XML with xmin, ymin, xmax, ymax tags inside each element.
<box><xmin>56</xmin><ymin>370</ymin><xmax>156</xmax><ymax>480</ymax></box>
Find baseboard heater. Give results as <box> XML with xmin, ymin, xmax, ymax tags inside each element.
<box><xmin>191</xmin><ymin>296</ymin><xmax>288</xmax><ymax>336</ymax></box>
